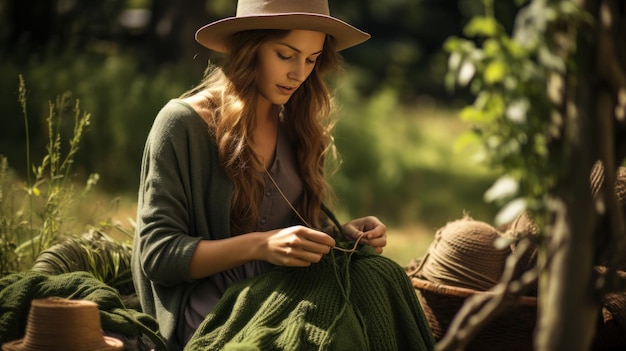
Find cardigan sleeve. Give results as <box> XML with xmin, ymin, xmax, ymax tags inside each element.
<box><xmin>131</xmin><ymin>100</ymin><xmax>234</xmax><ymax>348</ymax></box>
<box><xmin>134</xmin><ymin>100</ymin><xmax>230</xmax><ymax>286</ymax></box>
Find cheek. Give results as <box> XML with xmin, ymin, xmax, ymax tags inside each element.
<box><xmin>306</xmin><ymin>67</ymin><xmax>316</xmax><ymax>79</ymax></box>
<box><xmin>258</xmin><ymin>59</ymin><xmax>281</xmax><ymax>82</ymax></box>
<box><xmin>256</xmin><ymin>62</ymin><xmax>273</xmax><ymax>86</ymax></box>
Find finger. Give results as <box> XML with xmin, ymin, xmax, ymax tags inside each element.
<box><xmin>296</xmin><ymin>239</ymin><xmax>332</xmax><ymax>255</ymax></box>
<box><xmin>282</xmin><ymin>246</ymin><xmax>327</xmax><ymax>265</ymax></box>
<box><xmin>277</xmin><ymin>255</ymin><xmax>318</xmax><ymax>267</ymax></box>
<box><xmin>363</xmin><ymin>223</ymin><xmax>386</xmax><ymax>239</ymax></box>
<box><xmin>301</xmin><ymin>229</ymin><xmax>336</xmax><ymax>247</ymax></box>
<box><xmin>365</xmin><ymin>236</ymin><xmax>387</xmax><ymax>248</ymax></box>
<box><xmin>344</xmin><ymin>226</ymin><xmax>366</xmax><ymax>241</ymax></box>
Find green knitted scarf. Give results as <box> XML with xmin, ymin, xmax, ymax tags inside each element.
<box><xmin>185</xmin><ymin>245</ymin><xmax>435</xmax><ymax>351</ymax></box>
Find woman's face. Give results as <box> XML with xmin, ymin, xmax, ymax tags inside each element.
<box><xmin>256</xmin><ymin>30</ymin><xmax>326</xmax><ymax>106</ymax></box>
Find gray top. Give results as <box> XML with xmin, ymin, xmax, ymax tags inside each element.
<box><xmin>181</xmin><ymin>117</ymin><xmax>303</xmax><ymax>343</ymax></box>
<box><xmin>131</xmin><ymin>100</ymin><xmax>304</xmax><ymax>350</ymax></box>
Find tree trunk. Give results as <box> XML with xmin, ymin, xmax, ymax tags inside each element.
<box><xmin>535</xmin><ymin>0</ymin><xmax>626</xmax><ymax>349</ymax></box>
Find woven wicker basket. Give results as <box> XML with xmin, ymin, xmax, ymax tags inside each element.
<box><xmin>412</xmin><ymin>277</ymin><xmax>626</xmax><ymax>351</ymax></box>
<box><xmin>412</xmin><ymin>277</ymin><xmax>537</xmax><ymax>351</ymax></box>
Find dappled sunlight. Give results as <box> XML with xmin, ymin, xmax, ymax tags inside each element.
<box><xmin>383</xmin><ymin>224</ymin><xmax>434</xmax><ymax>267</ymax></box>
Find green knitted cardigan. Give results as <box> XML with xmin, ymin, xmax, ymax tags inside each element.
<box><xmin>185</xmin><ymin>244</ymin><xmax>435</xmax><ymax>351</ymax></box>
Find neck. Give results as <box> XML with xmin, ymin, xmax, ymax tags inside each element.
<box><xmin>252</xmin><ymin>100</ymin><xmax>280</xmax><ymax>169</ymax></box>
<box><xmin>255</xmin><ymin>98</ymin><xmax>278</xmax><ymax>124</ymax></box>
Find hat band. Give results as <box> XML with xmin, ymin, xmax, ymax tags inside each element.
<box><xmin>237</xmin><ymin>0</ymin><xmax>330</xmax><ymax>17</ymax></box>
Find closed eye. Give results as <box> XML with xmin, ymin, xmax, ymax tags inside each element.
<box><xmin>277</xmin><ymin>52</ymin><xmax>292</xmax><ymax>61</ymax></box>
<box><xmin>277</xmin><ymin>51</ymin><xmax>318</xmax><ymax>64</ymax></box>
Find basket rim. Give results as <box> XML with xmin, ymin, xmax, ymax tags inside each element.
<box><xmin>411</xmin><ymin>277</ymin><xmax>538</xmax><ymax>306</ymax></box>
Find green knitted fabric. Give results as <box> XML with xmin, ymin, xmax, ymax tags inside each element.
<box><xmin>185</xmin><ymin>245</ymin><xmax>435</xmax><ymax>351</ymax></box>
<box><xmin>0</xmin><ymin>271</ymin><xmax>166</xmax><ymax>350</ymax></box>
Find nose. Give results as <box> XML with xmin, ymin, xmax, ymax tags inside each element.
<box><xmin>288</xmin><ymin>60</ymin><xmax>307</xmax><ymax>83</ymax></box>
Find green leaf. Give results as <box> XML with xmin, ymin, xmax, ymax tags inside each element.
<box><xmin>453</xmin><ymin>131</ymin><xmax>481</xmax><ymax>153</ymax></box>
<box><xmin>464</xmin><ymin>16</ymin><xmax>499</xmax><ymax>37</ymax></box>
<box><xmin>501</xmin><ymin>36</ymin><xmax>527</xmax><ymax>59</ymax></box>
<box><xmin>443</xmin><ymin>37</ymin><xmax>462</xmax><ymax>53</ymax></box>
<box><xmin>459</xmin><ymin>106</ymin><xmax>484</xmax><ymax>123</ymax></box>
<box><xmin>484</xmin><ymin>60</ymin><xmax>507</xmax><ymax>84</ymax></box>
<box><xmin>483</xmin><ymin>39</ymin><xmax>502</xmax><ymax>57</ymax></box>
<box><xmin>444</xmin><ymin>71</ymin><xmax>457</xmax><ymax>92</ymax></box>
<box><xmin>444</xmin><ymin>36</ymin><xmax>476</xmax><ymax>54</ymax></box>
<box><xmin>482</xmin><ymin>93</ymin><xmax>506</xmax><ymax>122</ymax></box>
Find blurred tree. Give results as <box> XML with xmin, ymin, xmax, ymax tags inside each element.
<box><xmin>440</xmin><ymin>0</ymin><xmax>626</xmax><ymax>349</ymax></box>
<box><xmin>4</xmin><ymin>0</ymin><xmax>54</xmax><ymax>57</ymax></box>
<box><xmin>132</xmin><ymin>0</ymin><xmax>217</xmax><ymax>68</ymax></box>
<box><xmin>1</xmin><ymin>0</ymin><xmax>125</xmax><ymax>59</ymax></box>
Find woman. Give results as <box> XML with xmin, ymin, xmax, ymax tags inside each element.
<box><xmin>131</xmin><ymin>0</ymin><xmax>434</xmax><ymax>350</ymax></box>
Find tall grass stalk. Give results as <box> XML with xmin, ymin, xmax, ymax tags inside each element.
<box><xmin>0</xmin><ymin>77</ymin><xmax>96</xmax><ymax>275</ymax></box>
<box><xmin>17</xmin><ymin>75</ymin><xmax>36</xmax><ymax>262</ymax></box>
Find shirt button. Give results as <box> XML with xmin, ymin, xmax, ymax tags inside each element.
<box><xmin>260</xmin><ymin>218</ymin><xmax>267</xmax><ymax>225</ymax></box>
<box><xmin>265</xmin><ymin>191</ymin><xmax>272</xmax><ymax>197</ymax></box>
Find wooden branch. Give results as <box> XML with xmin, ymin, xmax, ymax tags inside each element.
<box><xmin>596</xmin><ymin>92</ymin><xmax>626</xmax><ymax>274</ymax></box>
<box><xmin>598</xmin><ymin>1</ymin><xmax>626</xmax><ymax>97</ymax></box>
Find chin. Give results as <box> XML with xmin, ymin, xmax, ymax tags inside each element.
<box><xmin>274</xmin><ymin>96</ymin><xmax>292</xmax><ymax>105</ymax></box>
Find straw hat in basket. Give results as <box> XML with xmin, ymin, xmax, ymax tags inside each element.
<box><xmin>2</xmin><ymin>297</ymin><xmax>123</xmax><ymax>351</ymax></box>
<box><xmin>417</xmin><ymin>216</ymin><xmax>512</xmax><ymax>291</ymax></box>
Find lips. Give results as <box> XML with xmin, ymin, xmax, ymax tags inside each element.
<box><xmin>277</xmin><ymin>85</ymin><xmax>297</xmax><ymax>94</ymax></box>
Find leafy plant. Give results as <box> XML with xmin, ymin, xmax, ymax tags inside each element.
<box><xmin>444</xmin><ymin>0</ymin><xmax>588</xmax><ymax>226</ymax></box>
<box><xmin>0</xmin><ymin>76</ymin><xmax>98</xmax><ymax>275</ymax></box>
<box><xmin>0</xmin><ymin>156</ymin><xmax>20</xmax><ymax>274</ymax></box>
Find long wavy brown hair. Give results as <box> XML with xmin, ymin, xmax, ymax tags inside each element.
<box><xmin>182</xmin><ymin>29</ymin><xmax>343</xmax><ymax>233</ymax></box>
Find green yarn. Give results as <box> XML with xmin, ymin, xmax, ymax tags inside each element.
<box><xmin>185</xmin><ymin>245</ymin><xmax>435</xmax><ymax>351</ymax></box>
<box><xmin>0</xmin><ymin>271</ymin><xmax>166</xmax><ymax>350</ymax></box>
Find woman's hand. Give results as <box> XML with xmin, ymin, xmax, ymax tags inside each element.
<box><xmin>261</xmin><ymin>226</ymin><xmax>336</xmax><ymax>267</ymax></box>
<box><xmin>342</xmin><ymin>216</ymin><xmax>387</xmax><ymax>254</ymax></box>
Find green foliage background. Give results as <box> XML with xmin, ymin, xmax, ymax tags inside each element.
<box><xmin>0</xmin><ymin>0</ymin><xmax>514</xmax><ymax>264</ymax></box>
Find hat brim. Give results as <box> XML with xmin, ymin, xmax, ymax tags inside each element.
<box><xmin>2</xmin><ymin>336</ymin><xmax>124</xmax><ymax>351</ymax></box>
<box><xmin>195</xmin><ymin>13</ymin><xmax>370</xmax><ymax>53</ymax></box>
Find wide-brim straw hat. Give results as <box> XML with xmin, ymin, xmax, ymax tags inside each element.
<box><xmin>196</xmin><ymin>0</ymin><xmax>370</xmax><ymax>53</ymax></box>
<box><xmin>2</xmin><ymin>298</ymin><xmax>123</xmax><ymax>351</ymax></box>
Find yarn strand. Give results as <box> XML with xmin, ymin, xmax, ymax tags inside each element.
<box><xmin>263</xmin><ymin>167</ymin><xmax>364</xmax><ymax>252</ymax></box>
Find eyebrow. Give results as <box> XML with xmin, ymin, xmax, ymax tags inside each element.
<box><xmin>278</xmin><ymin>43</ymin><xmax>323</xmax><ymax>56</ymax></box>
